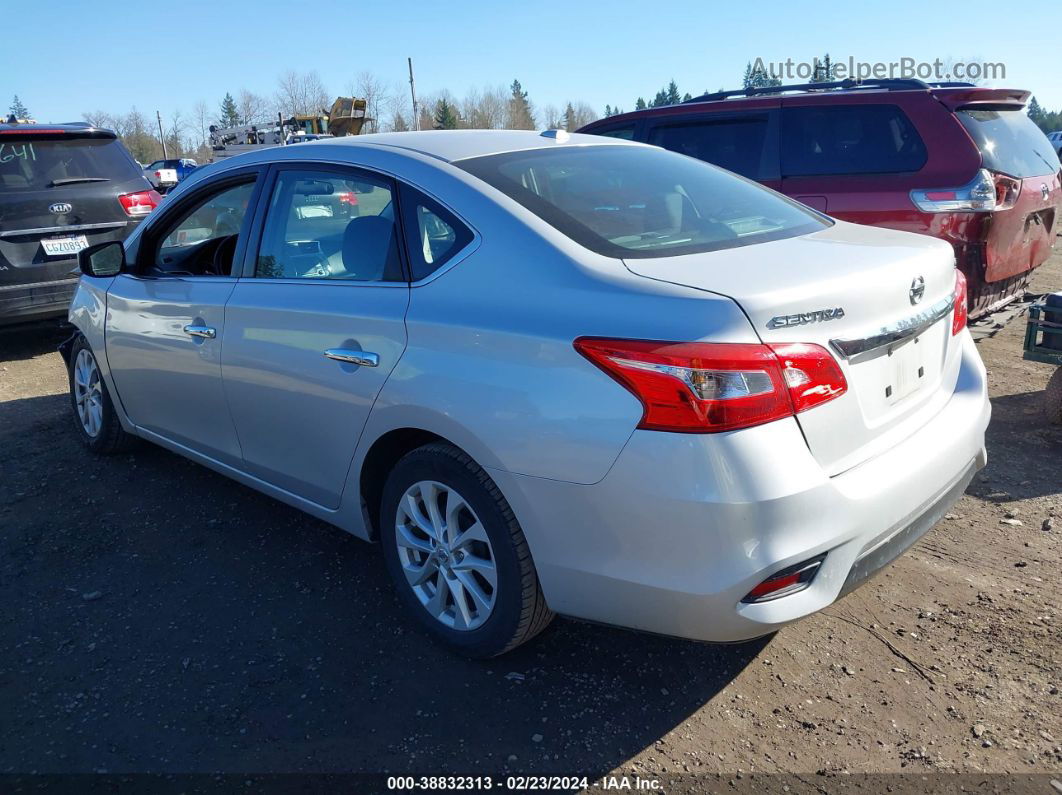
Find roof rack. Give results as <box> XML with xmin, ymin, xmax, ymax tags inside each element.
<box><xmin>683</xmin><ymin>78</ymin><xmax>937</xmax><ymax>104</ymax></box>
<box><xmin>925</xmin><ymin>81</ymin><xmax>976</xmax><ymax>88</ymax></box>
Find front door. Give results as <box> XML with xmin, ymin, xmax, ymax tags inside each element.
<box><xmin>222</xmin><ymin>165</ymin><xmax>409</xmax><ymax>509</ymax></box>
<box><xmin>104</xmin><ymin>177</ymin><xmax>260</xmax><ymax>466</ymax></box>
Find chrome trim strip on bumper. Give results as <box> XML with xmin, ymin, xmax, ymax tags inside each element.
<box><xmin>0</xmin><ymin>221</ymin><xmax>128</xmax><ymax>239</ymax></box>
<box><xmin>0</xmin><ymin>277</ymin><xmax>80</xmax><ymax>292</ymax></box>
<box><xmin>829</xmin><ymin>292</ymin><xmax>955</xmax><ymax>359</ymax></box>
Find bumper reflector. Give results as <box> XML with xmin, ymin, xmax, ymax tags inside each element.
<box><xmin>742</xmin><ymin>554</ymin><xmax>826</xmax><ymax>603</ymax></box>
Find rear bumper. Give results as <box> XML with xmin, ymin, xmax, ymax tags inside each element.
<box><xmin>0</xmin><ymin>277</ymin><xmax>78</xmax><ymax>326</ymax></box>
<box><xmin>490</xmin><ymin>332</ymin><xmax>990</xmax><ymax>643</ymax></box>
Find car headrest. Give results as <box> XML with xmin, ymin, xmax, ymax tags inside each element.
<box><xmin>342</xmin><ymin>216</ymin><xmax>401</xmax><ymax>281</ymax></box>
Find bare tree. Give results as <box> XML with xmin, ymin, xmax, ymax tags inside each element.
<box><xmin>82</xmin><ymin>110</ymin><xmax>113</xmax><ymax>129</ymax></box>
<box><xmin>540</xmin><ymin>104</ymin><xmax>562</xmax><ymax>130</ymax></box>
<box><xmin>569</xmin><ymin>101</ymin><xmax>598</xmax><ymax>130</ymax></box>
<box><xmin>275</xmin><ymin>70</ymin><xmax>330</xmax><ymax>117</ymax></box>
<box><xmin>238</xmin><ymin>89</ymin><xmax>270</xmax><ymax>125</ymax></box>
<box><xmin>192</xmin><ymin>100</ymin><xmax>210</xmax><ymax>146</ymax></box>
<box><xmin>349</xmin><ymin>71</ymin><xmax>390</xmax><ymax>134</ymax></box>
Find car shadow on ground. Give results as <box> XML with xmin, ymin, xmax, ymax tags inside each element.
<box><xmin>0</xmin><ymin>389</ymin><xmax>768</xmax><ymax>775</ymax></box>
<box><xmin>967</xmin><ymin>389</ymin><xmax>1062</xmax><ymax>503</ymax></box>
<box><xmin>0</xmin><ymin>320</ymin><xmax>69</xmax><ymax>364</ymax></box>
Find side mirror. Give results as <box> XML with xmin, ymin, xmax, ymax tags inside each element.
<box><xmin>78</xmin><ymin>241</ymin><xmax>125</xmax><ymax>278</ymax></box>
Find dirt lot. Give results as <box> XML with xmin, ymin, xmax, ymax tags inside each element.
<box><xmin>1</xmin><ymin>254</ymin><xmax>1060</xmax><ymax>785</ymax></box>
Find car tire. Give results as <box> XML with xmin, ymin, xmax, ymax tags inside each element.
<box><xmin>379</xmin><ymin>442</ymin><xmax>554</xmax><ymax>657</ymax></box>
<box><xmin>67</xmin><ymin>336</ymin><xmax>136</xmax><ymax>454</ymax></box>
<box><xmin>1045</xmin><ymin>366</ymin><xmax>1062</xmax><ymax>425</ymax></box>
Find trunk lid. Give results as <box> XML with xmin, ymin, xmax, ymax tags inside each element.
<box><xmin>623</xmin><ymin>221</ymin><xmax>962</xmax><ymax>475</ymax></box>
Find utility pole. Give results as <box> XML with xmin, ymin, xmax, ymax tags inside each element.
<box><xmin>156</xmin><ymin>110</ymin><xmax>168</xmax><ymax>158</ymax></box>
<box><xmin>408</xmin><ymin>57</ymin><xmax>420</xmax><ymax>131</ymax></box>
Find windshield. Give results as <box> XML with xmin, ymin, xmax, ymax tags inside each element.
<box><xmin>456</xmin><ymin>145</ymin><xmax>828</xmax><ymax>258</ymax></box>
<box><xmin>0</xmin><ymin>136</ymin><xmax>140</xmax><ymax>191</ymax></box>
<box><xmin>957</xmin><ymin>109</ymin><xmax>1060</xmax><ymax>178</ymax></box>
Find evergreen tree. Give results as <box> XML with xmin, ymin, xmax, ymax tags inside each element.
<box><xmin>812</xmin><ymin>53</ymin><xmax>834</xmax><ymax>83</ymax></box>
<box><xmin>634</xmin><ymin>97</ymin><xmax>647</xmax><ymax>111</ymax></box>
<box><xmin>507</xmin><ymin>79</ymin><xmax>535</xmax><ymax>129</ymax></box>
<box><xmin>434</xmin><ymin>98</ymin><xmax>459</xmax><ymax>130</ymax></box>
<box><xmin>682</xmin><ymin>93</ymin><xmax>693</xmax><ymax>102</ymax></box>
<box><xmin>604</xmin><ymin>104</ymin><xmax>613</xmax><ymax>118</ymax></box>
<box><xmin>1028</xmin><ymin>96</ymin><xmax>1044</xmax><ymax>122</ymax></box>
<box><xmin>563</xmin><ymin>102</ymin><xmax>577</xmax><ymax>131</ymax></box>
<box><xmin>651</xmin><ymin>89</ymin><xmax>668</xmax><ymax>108</ymax></box>
<box><xmin>9</xmin><ymin>95</ymin><xmax>29</xmax><ymax>119</ymax></box>
<box><xmin>742</xmin><ymin>61</ymin><xmax>782</xmax><ymax>92</ymax></box>
<box><xmin>218</xmin><ymin>93</ymin><xmax>241</xmax><ymax>127</ymax></box>
<box><xmin>665</xmin><ymin>80</ymin><xmax>681</xmax><ymax>105</ymax></box>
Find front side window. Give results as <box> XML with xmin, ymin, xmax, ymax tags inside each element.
<box><xmin>957</xmin><ymin>108</ymin><xmax>1060</xmax><ymax>178</ymax></box>
<box><xmin>255</xmin><ymin>170</ymin><xmax>402</xmax><ymax>281</ymax></box>
<box><xmin>456</xmin><ymin>144</ymin><xmax>826</xmax><ymax>259</ymax></box>
<box><xmin>151</xmin><ymin>180</ymin><xmax>256</xmax><ymax>276</ymax></box>
<box><xmin>649</xmin><ymin>116</ymin><xmax>772</xmax><ymax>180</ymax></box>
<box><xmin>781</xmin><ymin>104</ymin><xmax>927</xmax><ymax>176</ymax></box>
<box><xmin>400</xmin><ymin>187</ymin><xmax>474</xmax><ymax>281</ymax></box>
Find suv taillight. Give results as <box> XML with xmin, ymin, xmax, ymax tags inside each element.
<box><xmin>911</xmin><ymin>168</ymin><xmax>1021</xmax><ymax>213</ymax></box>
<box><xmin>118</xmin><ymin>189</ymin><xmax>161</xmax><ymax>217</ymax></box>
<box><xmin>573</xmin><ymin>338</ymin><xmax>847</xmax><ymax>433</ymax></box>
<box><xmin>952</xmin><ymin>270</ymin><xmax>968</xmax><ymax>335</ymax></box>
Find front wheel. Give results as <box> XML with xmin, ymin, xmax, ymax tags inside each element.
<box><xmin>67</xmin><ymin>336</ymin><xmax>135</xmax><ymax>454</ymax></box>
<box><xmin>1045</xmin><ymin>366</ymin><xmax>1062</xmax><ymax>425</ymax></box>
<box><xmin>379</xmin><ymin>443</ymin><xmax>554</xmax><ymax>657</ymax></box>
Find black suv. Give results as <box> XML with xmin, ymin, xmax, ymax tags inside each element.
<box><xmin>0</xmin><ymin>123</ymin><xmax>160</xmax><ymax>326</ymax></box>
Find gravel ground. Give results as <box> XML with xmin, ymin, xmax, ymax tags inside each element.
<box><xmin>0</xmin><ymin>253</ymin><xmax>1059</xmax><ymax>783</ymax></box>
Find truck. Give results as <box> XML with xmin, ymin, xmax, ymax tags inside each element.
<box><xmin>208</xmin><ymin>97</ymin><xmax>371</xmax><ymax>161</ymax></box>
<box><xmin>143</xmin><ymin>158</ymin><xmax>198</xmax><ymax>191</ymax></box>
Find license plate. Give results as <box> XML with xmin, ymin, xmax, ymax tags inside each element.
<box><xmin>41</xmin><ymin>235</ymin><xmax>90</xmax><ymax>257</ymax></box>
<box><xmin>886</xmin><ymin>335</ymin><xmax>927</xmax><ymax>403</ymax></box>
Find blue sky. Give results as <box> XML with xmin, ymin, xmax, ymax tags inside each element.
<box><xmin>4</xmin><ymin>0</ymin><xmax>1060</xmax><ymax>125</ymax></box>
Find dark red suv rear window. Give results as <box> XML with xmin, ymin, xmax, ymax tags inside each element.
<box><xmin>957</xmin><ymin>109</ymin><xmax>1060</xmax><ymax>178</ymax></box>
<box><xmin>781</xmin><ymin>104</ymin><xmax>927</xmax><ymax>177</ymax></box>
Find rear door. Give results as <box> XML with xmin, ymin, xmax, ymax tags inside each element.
<box><xmin>221</xmin><ymin>164</ymin><xmax>409</xmax><ymax>509</ymax></box>
<box><xmin>105</xmin><ymin>170</ymin><xmax>263</xmax><ymax>466</ymax></box>
<box><xmin>0</xmin><ymin>132</ymin><xmax>148</xmax><ymax>292</ymax></box>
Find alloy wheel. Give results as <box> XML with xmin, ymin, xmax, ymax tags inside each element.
<box><xmin>73</xmin><ymin>348</ymin><xmax>103</xmax><ymax>438</ymax></box>
<box><xmin>394</xmin><ymin>480</ymin><xmax>498</xmax><ymax>631</ymax></box>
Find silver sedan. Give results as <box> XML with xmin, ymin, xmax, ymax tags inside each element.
<box><xmin>64</xmin><ymin>131</ymin><xmax>989</xmax><ymax>657</ymax></box>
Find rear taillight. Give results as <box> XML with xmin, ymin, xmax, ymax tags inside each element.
<box><xmin>118</xmin><ymin>189</ymin><xmax>161</xmax><ymax>217</ymax></box>
<box><xmin>573</xmin><ymin>338</ymin><xmax>847</xmax><ymax>433</ymax></box>
<box><xmin>952</xmin><ymin>269</ymin><xmax>968</xmax><ymax>335</ymax></box>
<box><xmin>911</xmin><ymin>168</ymin><xmax>1021</xmax><ymax>213</ymax></box>
<box><xmin>336</xmin><ymin>191</ymin><xmax>358</xmax><ymax>205</ymax></box>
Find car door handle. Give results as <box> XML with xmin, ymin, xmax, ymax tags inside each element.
<box><xmin>323</xmin><ymin>348</ymin><xmax>379</xmax><ymax>367</ymax></box>
<box><xmin>183</xmin><ymin>324</ymin><xmax>216</xmax><ymax>339</ymax></box>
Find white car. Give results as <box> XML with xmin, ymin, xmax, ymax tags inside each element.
<box><xmin>63</xmin><ymin>131</ymin><xmax>990</xmax><ymax>657</ymax></box>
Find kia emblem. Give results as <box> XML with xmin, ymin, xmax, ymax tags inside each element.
<box><xmin>909</xmin><ymin>275</ymin><xmax>925</xmax><ymax>305</ymax></box>
<box><xmin>49</xmin><ymin>202</ymin><xmax>72</xmax><ymax>214</ymax></box>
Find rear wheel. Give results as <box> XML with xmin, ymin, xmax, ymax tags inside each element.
<box><xmin>1045</xmin><ymin>367</ymin><xmax>1062</xmax><ymax>425</ymax></box>
<box><xmin>379</xmin><ymin>443</ymin><xmax>553</xmax><ymax>657</ymax></box>
<box><xmin>67</xmin><ymin>336</ymin><xmax>135</xmax><ymax>454</ymax></box>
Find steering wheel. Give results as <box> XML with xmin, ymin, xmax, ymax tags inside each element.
<box><xmin>210</xmin><ymin>234</ymin><xmax>238</xmax><ymax>276</ymax></box>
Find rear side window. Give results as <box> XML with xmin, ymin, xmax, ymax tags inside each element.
<box><xmin>0</xmin><ymin>136</ymin><xmax>140</xmax><ymax>191</ymax></box>
<box><xmin>649</xmin><ymin>116</ymin><xmax>772</xmax><ymax>180</ymax></box>
<box><xmin>456</xmin><ymin>145</ymin><xmax>827</xmax><ymax>259</ymax></box>
<box><xmin>782</xmin><ymin>105</ymin><xmax>927</xmax><ymax>176</ymax></box>
<box><xmin>957</xmin><ymin>109</ymin><xmax>1061</xmax><ymax>178</ymax></box>
<box><xmin>399</xmin><ymin>186</ymin><xmax>474</xmax><ymax>281</ymax></box>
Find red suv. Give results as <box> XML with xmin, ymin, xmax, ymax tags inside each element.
<box><xmin>580</xmin><ymin>79</ymin><xmax>1062</xmax><ymax>315</ymax></box>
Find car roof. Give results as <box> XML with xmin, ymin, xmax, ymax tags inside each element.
<box><xmin>0</xmin><ymin>122</ymin><xmax>116</xmax><ymax>137</ymax></box>
<box><xmin>310</xmin><ymin>129</ymin><xmax>641</xmax><ymax>163</ymax></box>
<box><xmin>580</xmin><ymin>82</ymin><xmax>1031</xmax><ymax>129</ymax></box>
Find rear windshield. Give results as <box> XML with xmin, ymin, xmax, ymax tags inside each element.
<box><xmin>957</xmin><ymin>109</ymin><xmax>1060</xmax><ymax>178</ymax></box>
<box><xmin>456</xmin><ymin>145</ymin><xmax>828</xmax><ymax>258</ymax></box>
<box><xmin>0</xmin><ymin>136</ymin><xmax>140</xmax><ymax>191</ymax></box>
